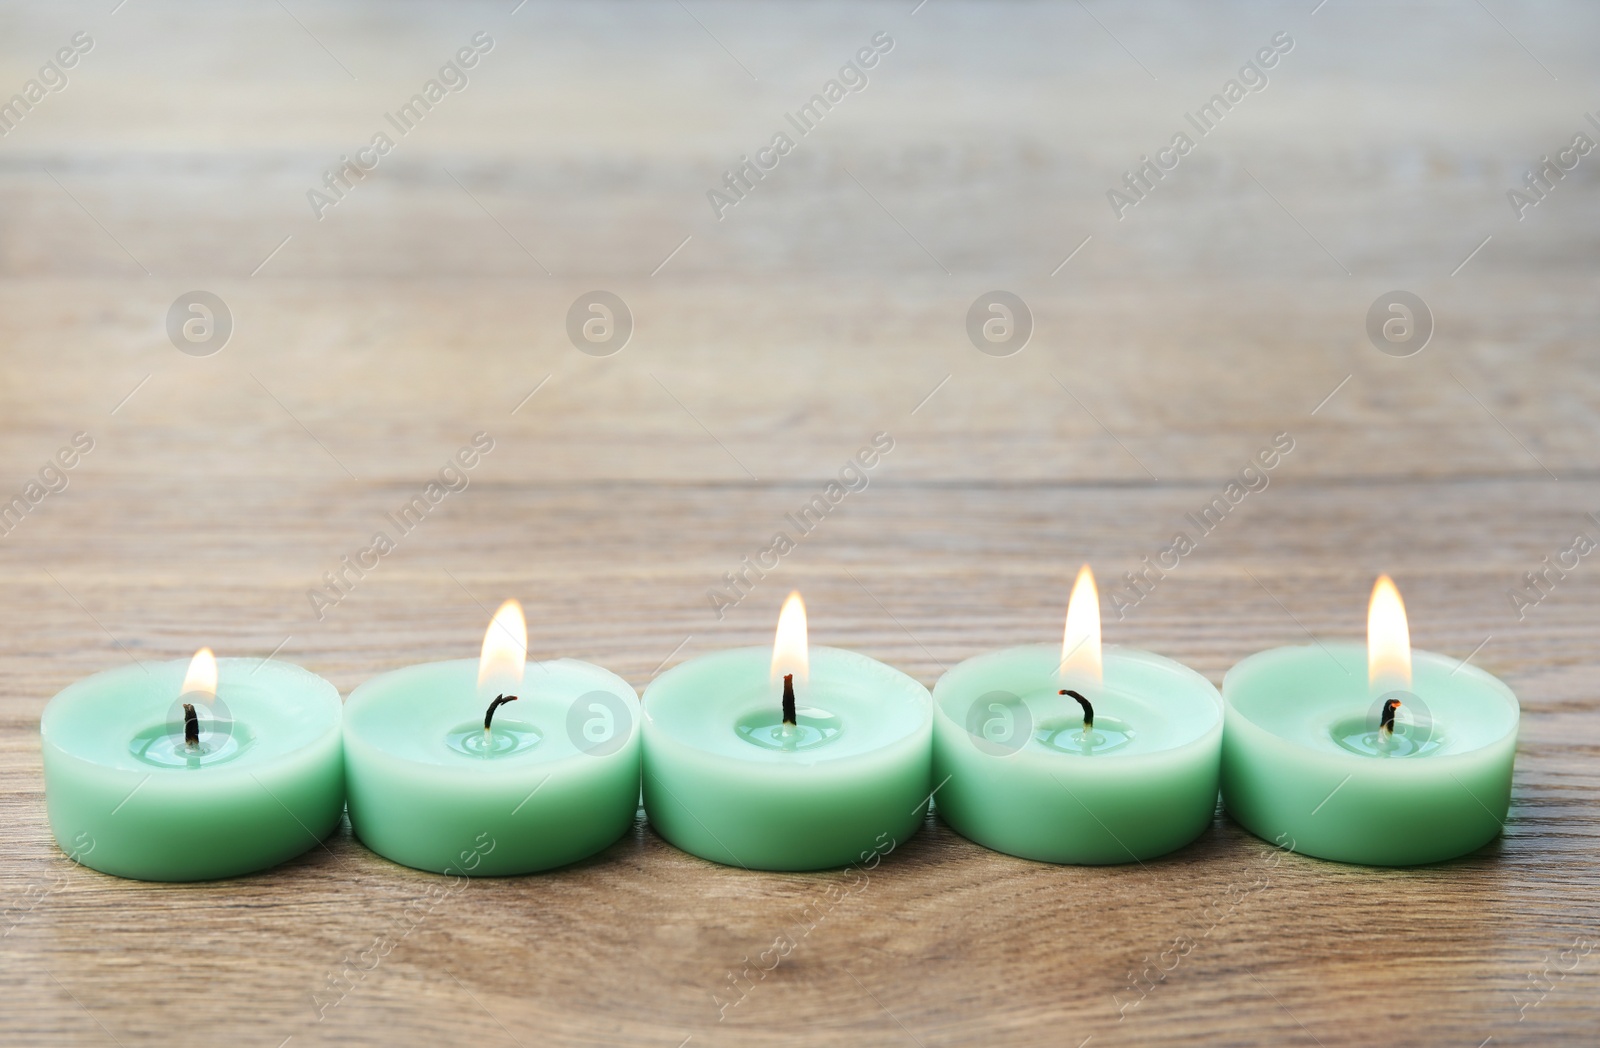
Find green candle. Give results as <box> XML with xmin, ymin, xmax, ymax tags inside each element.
<box><xmin>40</xmin><ymin>649</ymin><xmax>344</xmax><ymax>882</ymax></box>
<box><xmin>642</xmin><ymin>593</ymin><xmax>932</xmax><ymax>871</ymax></box>
<box><xmin>932</xmin><ymin>567</ymin><xmax>1223</xmax><ymax>864</ymax></box>
<box><xmin>343</xmin><ymin>600</ymin><xmax>640</xmax><ymax>876</ymax></box>
<box><xmin>1221</xmin><ymin>575</ymin><xmax>1519</xmax><ymax>866</ymax></box>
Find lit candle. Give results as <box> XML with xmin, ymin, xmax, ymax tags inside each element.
<box><xmin>641</xmin><ymin>592</ymin><xmax>933</xmax><ymax>871</ymax></box>
<box><xmin>1221</xmin><ymin>575</ymin><xmax>1520</xmax><ymax>865</ymax></box>
<box><xmin>40</xmin><ymin>648</ymin><xmax>345</xmax><ymax>881</ymax></box>
<box><xmin>343</xmin><ymin>599</ymin><xmax>641</xmax><ymax>875</ymax></box>
<box><xmin>931</xmin><ymin>566</ymin><xmax>1224</xmax><ymax>864</ymax></box>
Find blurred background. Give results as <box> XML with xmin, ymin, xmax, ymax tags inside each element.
<box><xmin>1</xmin><ymin>0</ymin><xmax>1594</xmax><ymax>632</ymax></box>
<box><xmin>2</xmin><ymin>0</ymin><xmax>1597</xmax><ymax>692</ymax></box>
<box><xmin>3</xmin><ymin>2</ymin><xmax>1596</xmax><ymax>678</ymax></box>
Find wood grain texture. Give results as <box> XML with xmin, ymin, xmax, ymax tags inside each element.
<box><xmin>2</xmin><ymin>2</ymin><xmax>1598</xmax><ymax>1045</ymax></box>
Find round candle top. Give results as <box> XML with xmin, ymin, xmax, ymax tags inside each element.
<box><xmin>343</xmin><ymin>599</ymin><xmax>640</xmax><ymax>876</ymax></box>
<box><xmin>644</xmin><ymin>646</ymin><xmax>929</xmax><ymax>766</ymax></box>
<box><xmin>932</xmin><ymin>566</ymin><xmax>1223</xmax><ymax>864</ymax></box>
<box><xmin>1225</xmin><ymin>643</ymin><xmax>1518</xmax><ymax>758</ymax></box>
<box><xmin>1221</xmin><ymin>576</ymin><xmax>1520</xmax><ymax>866</ymax></box>
<box><xmin>642</xmin><ymin>592</ymin><xmax>932</xmax><ymax>871</ymax></box>
<box><xmin>40</xmin><ymin>649</ymin><xmax>344</xmax><ymax>881</ymax></box>
<box><xmin>933</xmin><ymin>644</ymin><xmax>1224</xmax><ymax>767</ymax></box>
<box><xmin>345</xmin><ymin>657</ymin><xmax>639</xmax><ymax>769</ymax></box>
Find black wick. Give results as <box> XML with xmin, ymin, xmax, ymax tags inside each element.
<box><xmin>1379</xmin><ymin>697</ymin><xmax>1402</xmax><ymax>735</ymax></box>
<box><xmin>484</xmin><ymin>694</ymin><xmax>518</xmax><ymax>733</ymax></box>
<box><xmin>1060</xmin><ymin>689</ymin><xmax>1093</xmax><ymax>731</ymax></box>
<box><xmin>182</xmin><ymin>703</ymin><xmax>199</xmax><ymax>748</ymax></box>
<box><xmin>782</xmin><ymin>673</ymin><xmax>796</xmax><ymax>726</ymax></box>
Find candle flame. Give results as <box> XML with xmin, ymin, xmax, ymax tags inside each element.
<box><xmin>181</xmin><ymin>647</ymin><xmax>217</xmax><ymax>703</ymax></box>
<box><xmin>1367</xmin><ymin>574</ymin><xmax>1412</xmax><ymax>690</ymax></box>
<box><xmin>1060</xmin><ymin>564</ymin><xmax>1103</xmax><ymax>686</ymax></box>
<box><xmin>478</xmin><ymin>599</ymin><xmax>528</xmax><ymax>691</ymax></box>
<box><xmin>771</xmin><ymin>591</ymin><xmax>809</xmax><ymax>686</ymax></box>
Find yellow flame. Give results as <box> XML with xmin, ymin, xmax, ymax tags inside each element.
<box><xmin>771</xmin><ymin>591</ymin><xmax>809</xmax><ymax>685</ymax></box>
<box><xmin>1060</xmin><ymin>564</ymin><xmax>1103</xmax><ymax>685</ymax></box>
<box><xmin>1367</xmin><ymin>574</ymin><xmax>1412</xmax><ymax>690</ymax></box>
<box><xmin>181</xmin><ymin>647</ymin><xmax>217</xmax><ymax>702</ymax></box>
<box><xmin>478</xmin><ymin>599</ymin><xmax>528</xmax><ymax>691</ymax></box>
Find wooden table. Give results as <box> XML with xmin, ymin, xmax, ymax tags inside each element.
<box><xmin>3</xmin><ymin>2</ymin><xmax>1597</xmax><ymax>1044</ymax></box>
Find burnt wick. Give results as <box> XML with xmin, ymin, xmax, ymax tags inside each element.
<box><xmin>782</xmin><ymin>673</ymin><xmax>796</xmax><ymax>727</ymax></box>
<box><xmin>1060</xmin><ymin>689</ymin><xmax>1093</xmax><ymax>732</ymax></box>
<box><xmin>1379</xmin><ymin>697</ymin><xmax>1402</xmax><ymax>737</ymax></box>
<box><xmin>183</xmin><ymin>703</ymin><xmax>199</xmax><ymax>749</ymax></box>
<box><xmin>484</xmin><ymin>693</ymin><xmax>518</xmax><ymax>737</ymax></box>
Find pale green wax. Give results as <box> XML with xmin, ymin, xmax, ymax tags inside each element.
<box><xmin>932</xmin><ymin>644</ymin><xmax>1223</xmax><ymax>864</ymax></box>
<box><xmin>641</xmin><ymin>646</ymin><xmax>932</xmax><ymax>871</ymax></box>
<box><xmin>343</xmin><ymin>658</ymin><xmax>639</xmax><ymax>876</ymax></box>
<box><xmin>1221</xmin><ymin>642</ymin><xmax>1518</xmax><ymax>866</ymax></box>
<box><xmin>40</xmin><ymin>658</ymin><xmax>344</xmax><ymax>882</ymax></box>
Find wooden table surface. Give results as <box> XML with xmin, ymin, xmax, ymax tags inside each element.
<box><xmin>3</xmin><ymin>1</ymin><xmax>1598</xmax><ymax>1045</ymax></box>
